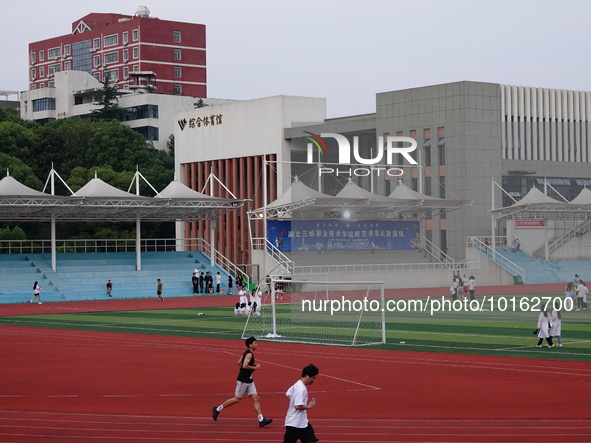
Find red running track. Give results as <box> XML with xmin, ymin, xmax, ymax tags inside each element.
<box><xmin>1</xmin><ymin>323</ymin><xmax>590</xmax><ymax>442</ymax></box>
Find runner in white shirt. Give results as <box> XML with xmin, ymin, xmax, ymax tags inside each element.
<box><xmin>283</xmin><ymin>364</ymin><xmax>319</xmax><ymax>443</ymax></box>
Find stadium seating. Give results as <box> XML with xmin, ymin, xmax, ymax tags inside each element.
<box><xmin>0</xmin><ymin>251</ymin><xmax>234</xmax><ymax>304</ymax></box>
<box><xmin>478</xmin><ymin>246</ymin><xmax>590</xmax><ymax>284</ymax></box>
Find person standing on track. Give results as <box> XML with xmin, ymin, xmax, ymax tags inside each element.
<box><xmin>156</xmin><ymin>279</ymin><xmax>164</xmax><ymax>302</ymax></box>
<box><xmin>106</xmin><ymin>280</ymin><xmax>113</xmax><ymax>297</ymax></box>
<box><xmin>283</xmin><ymin>363</ymin><xmax>319</xmax><ymax>443</ymax></box>
<box><xmin>30</xmin><ymin>281</ymin><xmax>42</xmax><ymax>304</ymax></box>
<box><xmin>212</xmin><ymin>337</ymin><xmax>273</xmax><ymax>428</ymax></box>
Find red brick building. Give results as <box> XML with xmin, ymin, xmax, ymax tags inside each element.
<box><xmin>28</xmin><ymin>7</ymin><xmax>206</xmax><ymax>97</ymax></box>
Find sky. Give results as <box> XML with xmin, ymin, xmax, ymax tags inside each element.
<box><xmin>2</xmin><ymin>0</ymin><xmax>591</xmax><ymax>118</ymax></box>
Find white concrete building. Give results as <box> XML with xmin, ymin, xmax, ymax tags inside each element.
<box><xmin>19</xmin><ymin>70</ymin><xmax>226</xmax><ymax>150</ymax></box>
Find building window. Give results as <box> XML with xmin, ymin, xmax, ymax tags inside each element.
<box><xmin>123</xmin><ymin>49</ymin><xmax>129</xmax><ymax>62</ymax></box>
<box><xmin>122</xmin><ymin>104</ymin><xmax>159</xmax><ymax>121</ymax></box>
<box><xmin>64</xmin><ymin>61</ymin><xmax>71</xmax><ymax>70</ymax></box>
<box><xmin>48</xmin><ymin>64</ymin><xmax>61</xmax><ymax>75</ymax></box>
<box><xmin>123</xmin><ymin>31</ymin><xmax>129</xmax><ymax>44</ymax></box>
<box><xmin>173</xmin><ymin>83</ymin><xmax>182</xmax><ymax>95</ymax></box>
<box><xmin>64</xmin><ymin>45</ymin><xmax>71</xmax><ymax>56</ymax></box>
<box><xmin>94</xmin><ymin>73</ymin><xmax>101</xmax><ymax>81</ymax></box>
<box><xmin>423</xmin><ymin>141</ymin><xmax>431</xmax><ymax>166</ymax></box>
<box><xmin>93</xmin><ymin>38</ymin><xmax>100</xmax><ymax>49</ymax></box>
<box><xmin>439</xmin><ymin>230</ymin><xmax>447</xmax><ymax>258</ymax></box>
<box><xmin>174</xmin><ymin>66</ymin><xmax>181</xmax><ymax>78</ymax></box>
<box><xmin>105</xmin><ymin>69</ymin><xmax>119</xmax><ymax>81</ymax></box>
<box><xmin>104</xmin><ymin>34</ymin><xmax>118</xmax><ymax>47</ymax></box>
<box><xmin>104</xmin><ymin>52</ymin><xmax>119</xmax><ymax>64</ymax></box>
<box><xmin>31</xmin><ymin>52</ymin><xmax>36</xmax><ymax>64</ymax></box>
<box><xmin>132</xmin><ymin>29</ymin><xmax>139</xmax><ymax>41</ymax></box>
<box><xmin>423</xmin><ymin>128</ymin><xmax>431</xmax><ymax>167</ymax></box>
<box><xmin>133</xmin><ymin>47</ymin><xmax>139</xmax><ymax>59</ymax></box>
<box><xmin>123</xmin><ymin>66</ymin><xmax>129</xmax><ymax>79</ymax></box>
<box><xmin>437</xmin><ymin>126</ymin><xmax>445</xmax><ymax>166</ymax></box>
<box><xmin>174</xmin><ymin>49</ymin><xmax>181</xmax><ymax>60</ymax></box>
<box><xmin>133</xmin><ymin>64</ymin><xmax>139</xmax><ymax>72</ymax></box>
<box><xmin>425</xmin><ymin>176</ymin><xmax>432</xmax><ymax>196</ymax></box>
<box><xmin>48</xmin><ymin>81</ymin><xmax>55</xmax><ymax>88</ymax></box>
<box><xmin>94</xmin><ymin>55</ymin><xmax>100</xmax><ymax>68</ymax></box>
<box><xmin>72</xmin><ymin>40</ymin><xmax>93</xmax><ymax>73</ymax></box>
<box><xmin>173</xmin><ymin>30</ymin><xmax>181</xmax><ymax>42</ymax></box>
<box><xmin>132</xmin><ymin>125</ymin><xmax>159</xmax><ymax>141</ymax></box>
<box><xmin>30</xmin><ymin>68</ymin><xmax>36</xmax><ymax>80</ymax></box>
<box><xmin>39</xmin><ymin>66</ymin><xmax>45</xmax><ymax>77</ymax></box>
<box><xmin>33</xmin><ymin>98</ymin><xmax>56</xmax><ymax>112</ymax></box>
<box><xmin>39</xmin><ymin>50</ymin><xmax>44</xmax><ymax>61</ymax></box>
<box><xmin>439</xmin><ymin>176</ymin><xmax>446</xmax><ymax>199</ymax></box>
<box><xmin>48</xmin><ymin>47</ymin><xmax>61</xmax><ymax>58</ymax></box>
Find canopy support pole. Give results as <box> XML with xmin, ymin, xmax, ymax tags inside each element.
<box><xmin>50</xmin><ymin>170</ymin><xmax>57</xmax><ymax>271</ymax></box>
<box><xmin>51</xmin><ymin>216</ymin><xmax>56</xmax><ymax>272</ymax></box>
<box><xmin>134</xmin><ymin>170</ymin><xmax>142</xmax><ymax>271</ymax></box>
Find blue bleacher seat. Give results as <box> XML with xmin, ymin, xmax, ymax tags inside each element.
<box><xmin>0</xmin><ymin>251</ymin><xmax>235</xmax><ymax>304</ymax></box>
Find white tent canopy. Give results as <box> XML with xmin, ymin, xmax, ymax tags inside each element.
<box><xmin>490</xmin><ymin>185</ymin><xmax>587</xmax><ymax>220</ymax></box>
<box><xmin>249</xmin><ymin>177</ymin><xmax>471</xmax><ymax>221</ymax></box>
<box><xmin>0</xmin><ymin>170</ymin><xmax>246</xmax><ymax>271</ymax></box>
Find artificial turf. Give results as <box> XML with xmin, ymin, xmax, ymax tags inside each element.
<box><xmin>1</xmin><ymin>294</ymin><xmax>589</xmax><ymax>362</ymax></box>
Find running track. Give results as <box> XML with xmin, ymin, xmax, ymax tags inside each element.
<box><xmin>1</xmin><ymin>320</ymin><xmax>590</xmax><ymax>442</ymax></box>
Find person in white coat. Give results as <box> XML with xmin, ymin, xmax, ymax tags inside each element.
<box><xmin>536</xmin><ymin>308</ymin><xmax>554</xmax><ymax>348</ymax></box>
<box><xmin>550</xmin><ymin>300</ymin><xmax>562</xmax><ymax>347</ymax></box>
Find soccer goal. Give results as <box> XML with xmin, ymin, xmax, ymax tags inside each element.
<box><xmin>242</xmin><ymin>278</ymin><xmax>386</xmax><ymax>346</ymax></box>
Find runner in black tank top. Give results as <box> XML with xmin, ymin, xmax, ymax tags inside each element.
<box><xmin>237</xmin><ymin>349</ymin><xmax>255</xmax><ymax>383</ymax></box>
<box><xmin>211</xmin><ymin>337</ymin><xmax>273</xmax><ymax>427</ymax></box>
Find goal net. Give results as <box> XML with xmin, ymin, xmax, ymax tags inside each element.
<box><xmin>242</xmin><ymin>278</ymin><xmax>386</xmax><ymax>346</ymax></box>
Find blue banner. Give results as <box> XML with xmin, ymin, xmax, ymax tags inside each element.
<box><xmin>267</xmin><ymin>220</ymin><xmax>420</xmax><ymax>252</ymax></box>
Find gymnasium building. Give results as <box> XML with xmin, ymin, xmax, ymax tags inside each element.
<box><xmin>174</xmin><ymin>81</ymin><xmax>591</xmax><ymax>287</ymax></box>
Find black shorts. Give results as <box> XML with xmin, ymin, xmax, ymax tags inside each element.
<box><xmin>283</xmin><ymin>423</ymin><xmax>318</xmax><ymax>443</ymax></box>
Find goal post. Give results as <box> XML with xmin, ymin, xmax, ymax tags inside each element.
<box><xmin>242</xmin><ymin>278</ymin><xmax>386</xmax><ymax>346</ymax></box>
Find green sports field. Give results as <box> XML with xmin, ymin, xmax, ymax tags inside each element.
<box><xmin>1</xmin><ymin>293</ymin><xmax>589</xmax><ymax>362</ymax></box>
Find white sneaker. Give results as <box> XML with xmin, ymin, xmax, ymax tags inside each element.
<box><xmin>30</xmin><ymin>300</ymin><xmax>33</xmax><ymax>304</ymax></box>
<box><xmin>38</xmin><ymin>302</ymin><xmax>42</xmax><ymax>304</ymax></box>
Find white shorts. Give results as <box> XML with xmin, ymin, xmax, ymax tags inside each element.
<box><xmin>235</xmin><ymin>380</ymin><xmax>257</xmax><ymax>398</ymax></box>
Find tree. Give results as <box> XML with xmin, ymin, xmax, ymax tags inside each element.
<box><xmin>0</xmin><ymin>153</ymin><xmax>43</xmax><ymax>190</ymax></box>
<box><xmin>31</xmin><ymin>118</ymin><xmax>99</xmax><ymax>177</ymax></box>
<box><xmin>0</xmin><ymin>121</ymin><xmax>38</xmax><ymax>164</ymax></box>
<box><xmin>91</xmin><ymin>74</ymin><xmax>123</xmax><ymax>121</ymax></box>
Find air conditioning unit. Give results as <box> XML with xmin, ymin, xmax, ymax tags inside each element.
<box><xmin>124</xmin><ymin>58</ymin><xmax>128</xmax><ymax>63</ymax></box>
<box><xmin>123</xmin><ymin>41</ymin><xmax>128</xmax><ymax>46</ymax></box>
